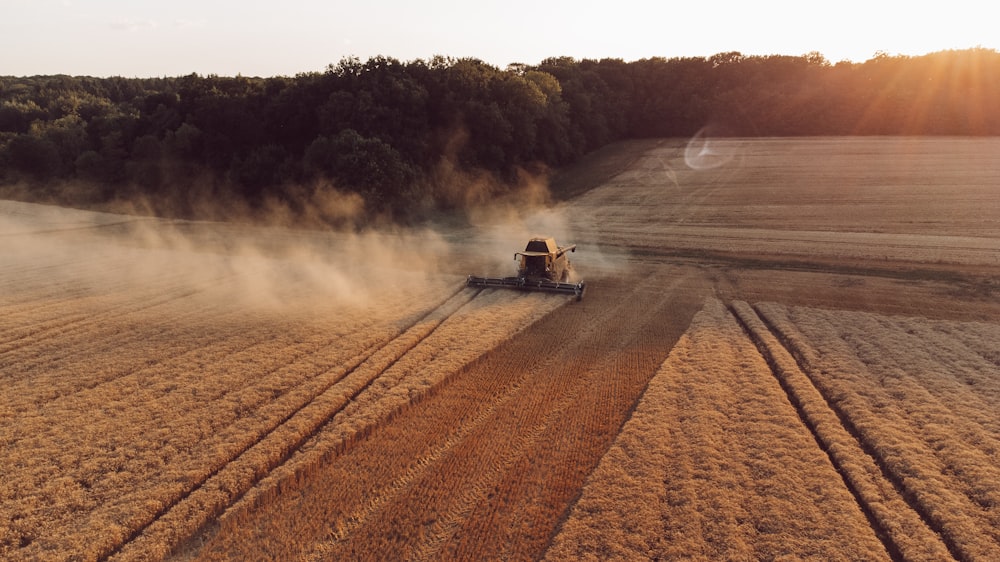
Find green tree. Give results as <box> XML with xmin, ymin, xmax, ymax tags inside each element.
<box><xmin>31</xmin><ymin>114</ymin><xmax>88</xmax><ymax>174</ymax></box>
<box><xmin>126</xmin><ymin>134</ymin><xmax>164</xmax><ymax>188</ymax></box>
<box><xmin>6</xmin><ymin>134</ymin><xmax>62</xmax><ymax>180</ymax></box>
<box><xmin>0</xmin><ymin>99</ymin><xmax>46</xmax><ymax>133</ymax></box>
<box><xmin>229</xmin><ymin>143</ymin><xmax>290</xmax><ymax>202</ymax></box>
<box><xmin>305</xmin><ymin>129</ymin><xmax>416</xmax><ymax>213</ymax></box>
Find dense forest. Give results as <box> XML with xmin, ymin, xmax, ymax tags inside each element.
<box><xmin>1</xmin><ymin>48</ymin><xmax>998</xmax><ymax>225</ymax></box>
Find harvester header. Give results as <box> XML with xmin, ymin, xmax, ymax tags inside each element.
<box><xmin>467</xmin><ymin>237</ymin><xmax>586</xmax><ymax>300</ymax></box>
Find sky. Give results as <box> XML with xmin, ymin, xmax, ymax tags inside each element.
<box><xmin>1</xmin><ymin>0</ymin><xmax>995</xmax><ymax>77</ymax></box>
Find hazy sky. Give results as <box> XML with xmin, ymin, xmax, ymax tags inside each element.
<box><xmin>1</xmin><ymin>0</ymin><xmax>994</xmax><ymax>77</ymax></box>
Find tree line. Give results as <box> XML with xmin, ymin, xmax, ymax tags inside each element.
<box><xmin>1</xmin><ymin>48</ymin><xmax>997</xmax><ymax>224</ymax></box>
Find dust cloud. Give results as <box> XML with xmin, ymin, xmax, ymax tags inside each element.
<box><xmin>419</xmin><ymin>128</ymin><xmax>620</xmax><ymax>280</ymax></box>
<box><xmin>0</xmin><ymin>198</ymin><xmax>454</xmax><ymax>316</ymax></box>
<box><xmin>2</xmin><ymin>147</ymin><xmax>635</xmax><ymax>315</ymax></box>
<box><xmin>444</xmin><ymin>165</ymin><xmax>628</xmax><ymax>282</ymax></box>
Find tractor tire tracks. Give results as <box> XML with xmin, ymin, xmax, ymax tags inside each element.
<box><xmin>179</xmin><ymin>265</ymin><xmax>710</xmax><ymax>561</ymax></box>
<box><xmin>104</xmin><ymin>286</ymin><xmax>478</xmax><ymax>561</ymax></box>
<box><xmin>728</xmin><ymin>301</ymin><xmax>958</xmax><ymax>561</ymax></box>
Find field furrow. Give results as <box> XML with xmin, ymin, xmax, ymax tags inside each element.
<box><xmin>442</xmin><ymin>274</ymin><xmax>697</xmax><ymax>561</ymax></box>
<box><xmin>175</xmin><ymin>266</ymin><xmax>708</xmax><ymax>561</ymax></box>
<box><xmin>4</xmin><ymin>137</ymin><xmax>1000</xmax><ymax>560</ymax></box>
<box><xmin>545</xmin><ymin>298</ymin><xmax>890</xmax><ymax>561</ymax></box>
<box><xmin>104</xmin><ymin>286</ymin><xmax>478</xmax><ymax>561</ymax></box>
<box><xmin>0</xmin><ymin>226</ymin><xmax>468</xmax><ymax>560</ymax></box>
<box><xmin>730</xmin><ymin>301</ymin><xmax>953</xmax><ymax>560</ymax></box>
<box><xmin>755</xmin><ymin>302</ymin><xmax>1000</xmax><ymax>559</ymax></box>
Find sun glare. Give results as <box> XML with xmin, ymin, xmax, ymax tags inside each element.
<box><xmin>848</xmin><ymin>47</ymin><xmax>997</xmax><ymax>135</ymax></box>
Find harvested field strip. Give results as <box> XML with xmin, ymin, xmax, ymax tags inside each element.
<box><xmin>586</xmin><ymin>225</ymin><xmax>1000</xmax><ymax>267</ymax></box>
<box><xmin>109</xmin><ymin>287</ymin><xmax>482</xmax><ymax>560</ymax></box>
<box><xmin>315</xmin><ymin>362</ymin><xmax>532</xmax><ymax>553</ymax></box>
<box><xmin>381</xmin><ymin>376</ymin><xmax>565</xmax><ymax>562</ymax></box>
<box><xmin>570</xmin><ymin>137</ymin><xmax>1000</xmax><ymax>241</ymax></box>
<box><xmin>730</xmin><ymin>301</ymin><xmax>953</xmax><ymax>561</ymax></box>
<box><xmin>169</xmin><ymin>286</ymin><xmax>579</xmax><ymax>560</ymax></box>
<box><xmin>441</xmin><ymin>275</ymin><xmax>697</xmax><ymax>561</ymax></box>
<box><xmin>316</xmin><ymin>302</ymin><xmax>603</xmax><ymax>561</ymax></box>
<box><xmin>754</xmin><ymin>303</ymin><xmax>1000</xmax><ymax>560</ymax></box>
<box><xmin>303</xmin><ymin>357</ymin><xmax>560</xmax><ymax>561</ymax></box>
<box><xmin>181</xmin><ymin>269</ymin><xmax>707</xmax><ymax>561</ymax></box>
<box><xmin>545</xmin><ymin>298</ymin><xmax>889</xmax><ymax>561</ymax></box>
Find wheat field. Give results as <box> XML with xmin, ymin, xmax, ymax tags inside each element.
<box><xmin>2</xmin><ymin>137</ymin><xmax>999</xmax><ymax>560</ymax></box>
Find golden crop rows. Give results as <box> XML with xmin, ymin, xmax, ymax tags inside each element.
<box><xmin>756</xmin><ymin>302</ymin><xmax>1000</xmax><ymax>560</ymax></box>
<box><xmin>547</xmin><ymin>299</ymin><xmax>891</xmax><ymax>560</ymax></box>
<box><xmin>550</xmin><ymin>297</ymin><xmax>1000</xmax><ymax>560</ymax></box>
<box><xmin>4</xmin><ymin>137</ymin><xmax>999</xmax><ymax>560</ymax></box>
<box><xmin>0</xmin><ymin>234</ymin><xmax>483</xmax><ymax>560</ymax></box>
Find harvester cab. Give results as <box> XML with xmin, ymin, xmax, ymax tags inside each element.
<box><xmin>467</xmin><ymin>237</ymin><xmax>586</xmax><ymax>300</ymax></box>
<box><xmin>517</xmin><ymin>237</ymin><xmax>574</xmax><ymax>282</ymax></box>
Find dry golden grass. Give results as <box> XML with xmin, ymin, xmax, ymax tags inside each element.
<box><xmin>546</xmin><ymin>299</ymin><xmax>889</xmax><ymax>561</ymax></box>
<box><xmin>569</xmin><ymin>137</ymin><xmax>1000</xmax><ymax>267</ymax></box>
<box><xmin>4</xmin><ymin>137</ymin><xmax>1000</xmax><ymax>560</ymax></box>
<box><xmin>161</xmin><ymin>287</ymin><xmax>566</xmax><ymax>560</ymax></box>
<box><xmin>170</xmin><ymin>267</ymin><xmax>697</xmax><ymax>561</ymax></box>
<box><xmin>0</xmin><ymin>219</ymin><xmax>520</xmax><ymax>561</ymax></box>
<box><xmin>730</xmin><ymin>301</ymin><xmax>952</xmax><ymax>560</ymax></box>
<box><xmin>755</xmin><ymin>302</ymin><xmax>1000</xmax><ymax>559</ymax></box>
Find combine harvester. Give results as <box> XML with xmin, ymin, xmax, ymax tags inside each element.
<box><xmin>467</xmin><ymin>237</ymin><xmax>586</xmax><ymax>300</ymax></box>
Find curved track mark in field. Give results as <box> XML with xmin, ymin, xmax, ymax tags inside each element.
<box><xmin>104</xmin><ymin>286</ymin><xmax>478</xmax><ymax>561</ymax></box>
<box><xmin>729</xmin><ymin>302</ymin><xmax>959</xmax><ymax>561</ymax></box>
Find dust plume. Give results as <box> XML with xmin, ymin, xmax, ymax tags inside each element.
<box><xmin>2</xmin><ymin>132</ymin><xmax>638</xmax><ymax>316</ymax></box>
<box><xmin>0</xmin><ymin>198</ymin><xmax>453</xmax><ymax>317</ymax></box>
<box><xmin>442</xmin><ymin>164</ymin><xmax>627</xmax><ymax>282</ymax></box>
